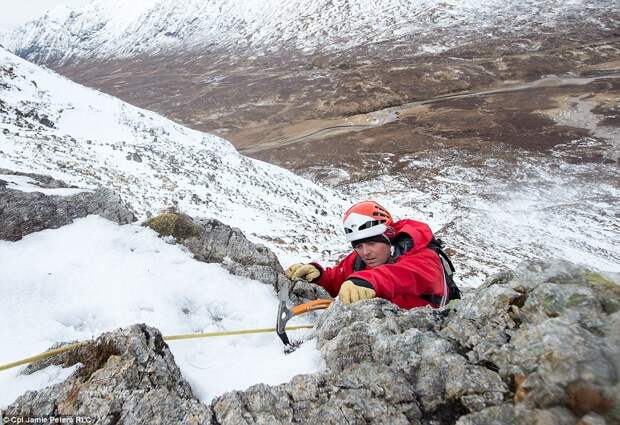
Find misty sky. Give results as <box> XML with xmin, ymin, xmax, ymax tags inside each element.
<box><xmin>1</xmin><ymin>0</ymin><xmax>89</xmax><ymax>30</ymax></box>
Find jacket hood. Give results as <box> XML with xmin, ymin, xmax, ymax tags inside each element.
<box><xmin>392</xmin><ymin>219</ymin><xmax>434</xmax><ymax>252</ymax></box>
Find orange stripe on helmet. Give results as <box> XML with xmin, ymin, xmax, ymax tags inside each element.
<box><xmin>343</xmin><ymin>201</ymin><xmax>393</xmax><ymax>226</ymax></box>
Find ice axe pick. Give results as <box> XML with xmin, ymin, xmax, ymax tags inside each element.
<box><xmin>276</xmin><ymin>299</ymin><xmax>332</xmax><ymax>345</ymax></box>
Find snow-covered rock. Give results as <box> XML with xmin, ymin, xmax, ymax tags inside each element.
<box><xmin>0</xmin><ymin>215</ymin><xmax>325</xmax><ymax>407</ymax></box>
<box><xmin>144</xmin><ymin>211</ymin><xmax>290</xmax><ymax>297</ymax></box>
<box><xmin>0</xmin><ymin>170</ymin><xmax>136</xmax><ymax>241</ymax></box>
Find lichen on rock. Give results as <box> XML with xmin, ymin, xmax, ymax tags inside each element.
<box><xmin>143</xmin><ymin>211</ymin><xmax>202</xmax><ymax>241</ymax></box>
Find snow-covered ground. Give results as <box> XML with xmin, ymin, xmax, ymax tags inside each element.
<box><xmin>345</xmin><ymin>147</ymin><xmax>620</xmax><ymax>286</ymax></box>
<box><xmin>3</xmin><ymin>0</ymin><xmax>616</xmax><ymax>64</ymax></box>
<box><xmin>0</xmin><ymin>47</ymin><xmax>337</xmax><ymax>408</ymax></box>
<box><xmin>0</xmin><ymin>216</ymin><xmax>323</xmax><ymax>407</ymax></box>
<box><xmin>2</xmin><ymin>40</ymin><xmax>618</xmax><ymax>287</ymax></box>
<box><xmin>0</xmin><ymin>47</ymin><xmax>349</xmax><ymax>265</ymax></box>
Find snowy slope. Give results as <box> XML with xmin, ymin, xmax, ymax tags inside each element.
<box><xmin>3</xmin><ymin>0</ymin><xmax>616</xmax><ymax>64</ymax></box>
<box><xmin>0</xmin><ymin>47</ymin><xmax>338</xmax><ymax>407</ymax></box>
<box><xmin>345</xmin><ymin>146</ymin><xmax>620</xmax><ymax>286</ymax></box>
<box><xmin>0</xmin><ymin>47</ymin><xmax>348</xmax><ymax>261</ymax></box>
<box><xmin>0</xmin><ymin>216</ymin><xmax>323</xmax><ymax>407</ymax></box>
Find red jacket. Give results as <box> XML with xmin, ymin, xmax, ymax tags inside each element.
<box><xmin>313</xmin><ymin>219</ymin><xmax>446</xmax><ymax>309</ymax></box>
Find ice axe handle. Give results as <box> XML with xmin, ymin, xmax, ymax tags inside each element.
<box><xmin>290</xmin><ymin>299</ymin><xmax>332</xmax><ymax>315</ymax></box>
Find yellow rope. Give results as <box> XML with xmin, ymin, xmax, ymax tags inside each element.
<box><xmin>0</xmin><ymin>342</ymin><xmax>86</xmax><ymax>373</ymax></box>
<box><xmin>164</xmin><ymin>325</ymin><xmax>313</xmax><ymax>341</ymax></box>
<box><xmin>0</xmin><ymin>325</ymin><xmax>314</xmax><ymax>373</ymax></box>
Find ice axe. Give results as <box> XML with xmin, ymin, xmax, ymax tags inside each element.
<box><xmin>276</xmin><ymin>299</ymin><xmax>332</xmax><ymax>345</ymax></box>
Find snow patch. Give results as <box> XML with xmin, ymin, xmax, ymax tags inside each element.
<box><xmin>0</xmin><ymin>364</ymin><xmax>81</xmax><ymax>408</ymax></box>
<box><xmin>0</xmin><ymin>216</ymin><xmax>325</xmax><ymax>406</ymax></box>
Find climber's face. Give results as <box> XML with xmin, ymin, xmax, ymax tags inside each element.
<box><xmin>353</xmin><ymin>241</ymin><xmax>391</xmax><ymax>268</ymax></box>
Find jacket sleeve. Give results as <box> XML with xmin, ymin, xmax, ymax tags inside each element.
<box><xmin>347</xmin><ymin>248</ymin><xmax>445</xmax><ymax>303</ymax></box>
<box><xmin>311</xmin><ymin>252</ymin><xmax>357</xmax><ymax>298</ymax></box>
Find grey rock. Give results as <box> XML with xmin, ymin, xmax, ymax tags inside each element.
<box><xmin>443</xmin><ymin>260</ymin><xmax>619</xmax><ymax>424</ymax></box>
<box><xmin>1</xmin><ymin>324</ymin><xmax>209</xmax><ymax>425</ymax></box>
<box><xmin>189</xmin><ymin>218</ymin><xmax>329</xmax><ymax>304</ymax></box>
<box><xmin>457</xmin><ymin>405</ymin><xmax>578</xmax><ymax>425</ymax></box>
<box><xmin>0</xmin><ymin>171</ymin><xmax>136</xmax><ymax>241</ymax></box>
<box><xmin>211</xmin><ymin>260</ymin><xmax>619</xmax><ymax>424</ymax></box>
<box><xmin>144</xmin><ymin>211</ymin><xmax>330</xmax><ymax>303</ymax></box>
<box><xmin>0</xmin><ymin>168</ymin><xmax>70</xmax><ymax>188</ymax></box>
<box><xmin>211</xmin><ymin>365</ymin><xmax>422</xmax><ymax>425</ymax></box>
<box><xmin>287</xmin><ymin>277</ymin><xmax>332</xmax><ymax>303</ymax></box>
<box><xmin>209</xmin><ymin>299</ymin><xmax>502</xmax><ymax>424</ymax></box>
<box><xmin>4</xmin><ymin>259</ymin><xmax>618</xmax><ymax>425</ymax></box>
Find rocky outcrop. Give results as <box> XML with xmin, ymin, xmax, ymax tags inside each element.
<box><xmin>0</xmin><ymin>168</ymin><xmax>71</xmax><ymax>188</ymax></box>
<box><xmin>144</xmin><ymin>211</ymin><xmax>331</xmax><ymax>303</ymax></box>
<box><xmin>210</xmin><ymin>260</ymin><xmax>619</xmax><ymax>424</ymax></box>
<box><xmin>287</xmin><ymin>277</ymin><xmax>332</xmax><ymax>304</ymax></box>
<box><xmin>0</xmin><ymin>171</ymin><xmax>136</xmax><ymax>241</ymax></box>
<box><xmin>3</xmin><ymin>260</ymin><xmax>617</xmax><ymax>424</ymax></box>
<box><xmin>1</xmin><ymin>325</ymin><xmax>209</xmax><ymax>424</ymax></box>
<box><xmin>185</xmin><ymin>217</ymin><xmax>289</xmax><ymax>293</ymax></box>
<box><xmin>446</xmin><ymin>262</ymin><xmax>620</xmax><ymax>424</ymax></box>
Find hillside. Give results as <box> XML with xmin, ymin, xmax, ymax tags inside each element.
<box><xmin>0</xmin><ymin>47</ymin><xmax>347</xmax><ymax>263</ymax></box>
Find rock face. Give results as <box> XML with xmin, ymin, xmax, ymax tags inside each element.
<box><xmin>185</xmin><ymin>217</ymin><xmax>290</xmax><ymax>293</ymax></box>
<box><xmin>3</xmin><ymin>260</ymin><xmax>617</xmax><ymax>424</ymax></box>
<box><xmin>144</xmin><ymin>211</ymin><xmax>331</xmax><ymax>303</ymax></box>
<box><xmin>0</xmin><ymin>171</ymin><xmax>136</xmax><ymax>241</ymax></box>
<box><xmin>1</xmin><ymin>325</ymin><xmax>209</xmax><ymax>424</ymax></box>
<box><xmin>188</xmin><ymin>218</ymin><xmax>331</xmax><ymax>303</ymax></box>
<box><xmin>210</xmin><ymin>260</ymin><xmax>619</xmax><ymax>424</ymax></box>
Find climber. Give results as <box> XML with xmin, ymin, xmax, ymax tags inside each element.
<box><xmin>286</xmin><ymin>200</ymin><xmax>458</xmax><ymax>309</ymax></box>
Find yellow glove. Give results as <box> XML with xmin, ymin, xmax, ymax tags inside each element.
<box><xmin>285</xmin><ymin>263</ymin><xmax>320</xmax><ymax>281</ymax></box>
<box><xmin>338</xmin><ymin>280</ymin><xmax>376</xmax><ymax>304</ymax></box>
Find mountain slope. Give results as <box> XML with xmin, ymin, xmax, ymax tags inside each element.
<box><xmin>0</xmin><ymin>47</ymin><xmax>347</xmax><ymax>260</ymax></box>
<box><xmin>3</xmin><ymin>0</ymin><xmax>617</xmax><ymax>65</ymax></box>
<box><xmin>1</xmin><ymin>2</ymin><xmax>618</xmax><ymax>285</ymax></box>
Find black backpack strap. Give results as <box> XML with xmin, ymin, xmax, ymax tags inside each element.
<box><xmin>427</xmin><ymin>238</ymin><xmax>455</xmax><ymax>274</ymax></box>
<box><xmin>391</xmin><ymin>233</ymin><xmax>413</xmax><ymax>260</ymax></box>
<box><xmin>426</xmin><ymin>237</ymin><xmax>461</xmax><ymax>301</ymax></box>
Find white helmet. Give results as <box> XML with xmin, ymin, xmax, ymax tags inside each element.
<box><xmin>342</xmin><ymin>201</ymin><xmax>394</xmax><ymax>243</ymax></box>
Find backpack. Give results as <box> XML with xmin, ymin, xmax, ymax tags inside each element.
<box><xmin>424</xmin><ymin>237</ymin><xmax>462</xmax><ymax>305</ymax></box>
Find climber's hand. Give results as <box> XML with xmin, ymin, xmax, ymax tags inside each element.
<box><xmin>285</xmin><ymin>263</ymin><xmax>320</xmax><ymax>281</ymax></box>
<box><xmin>338</xmin><ymin>280</ymin><xmax>376</xmax><ymax>304</ymax></box>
